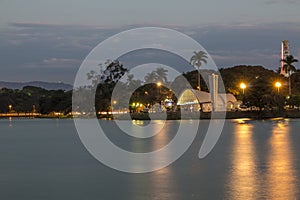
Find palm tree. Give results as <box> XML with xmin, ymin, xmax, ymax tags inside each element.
<box><xmin>155</xmin><ymin>67</ymin><xmax>168</xmax><ymax>84</ymax></box>
<box><xmin>144</xmin><ymin>71</ymin><xmax>158</xmax><ymax>83</ymax></box>
<box><xmin>282</xmin><ymin>55</ymin><xmax>298</xmax><ymax>95</ymax></box>
<box><xmin>190</xmin><ymin>51</ymin><xmax>208</xmax><ymax>90</ymax></box>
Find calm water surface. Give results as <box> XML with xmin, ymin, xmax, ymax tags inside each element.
<box><xmin>0</xmin><ymin>118</ymin><xmax>300</xmax><ymax>199</ymax></box>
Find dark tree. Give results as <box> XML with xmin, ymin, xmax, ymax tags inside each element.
<box><xmin>281</xmin><ymin>55</ymin><xmax>298</xmax><ymax>95</ymax></box>
<box><xmin>87</xmin><ymin>60</ymin><xmax>129</xmax><ymax>112</ymax></box>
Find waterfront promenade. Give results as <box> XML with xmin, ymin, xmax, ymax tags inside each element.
<box><xmin>1</xmin><ymin>110</ymin><xmax>300</xmax><ymax>119</ymax></box>
<box><xmin>0</xmin><ymin>113</ymin><xmax>41</xmax><ymax>118</ymax></box>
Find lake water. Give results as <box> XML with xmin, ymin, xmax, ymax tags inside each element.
<box><xmin>1</xmin><ymin>118</ymin><xmax>300</xmax><ymax>199</ymax></box>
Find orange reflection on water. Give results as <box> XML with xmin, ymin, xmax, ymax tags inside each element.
<box><xmin>226</xmin><ymin>122</ymin><xmax>259</xmax><ymax>200</ymax></box>
<box><xmin>266</xmin><ymin>121</ymin><xmax>297</xmax><ymax>199</ymax></box>
<box><xmin>128</xmin><ymin>121</ymin><xmax>179</xmax><ymax>200</ymax></box>
<box><xmin>149</xmin><ymin>122</ymin><xmax>179</xmax><ymax>199</ymax></box>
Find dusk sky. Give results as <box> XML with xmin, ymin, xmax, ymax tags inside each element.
<box><xmin>1</xmin><ymin>0</ymin><xmax>300</xmax><ymax>84</ymax></box>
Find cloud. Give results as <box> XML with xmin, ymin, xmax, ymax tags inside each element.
<box><xmin>1</xmin><ymin>21</ymin><xmax>300</xmax><ymax>83</ymax></box>
<box><xmin>182</xmin><ymin>22</ymin><xmax>300</xmax><ymax>69</ymax></box>
<box><xmin>264</xmin><ymin>0</ymin><xmax>300</xmax><ymax>5</ymax></box>
<box><xmin>42</xmin><ymin>58</ymin><xmax>81</xmax><ymax>66</ymax></box>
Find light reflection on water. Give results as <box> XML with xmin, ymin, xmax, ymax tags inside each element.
<box><xmin>225</xmin><ymin>119</ymin><xmax>299</xmax><ymax>200</ymax></box>
<box><xmin>1</xmin><ymin>119</ymin><xmax>300</xmax><ymax>199</ymax></box>
<box><xmin>226</xmin><ymin>122</ymin><xmax>260</xmax><ymax>200</ymax></box>
<box><xmin>149</xmin><ymin>122</ymin><xmax>179</xmax><ymax>200</ymax></box>
<box><xmin>128</xmin><ymin>121</ymin><xmax>179</xmax><ymax>200</ymax></box>
<box><xmin>266</xmin><ymin>120</ymin><xmax>297</xmax><ymax>199</ymax></box>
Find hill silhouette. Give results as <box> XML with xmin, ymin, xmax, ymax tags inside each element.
<box><xmin>0</xmin><ymin>81</ymin><xmax>73</xmax><ymax>91</ymax></box>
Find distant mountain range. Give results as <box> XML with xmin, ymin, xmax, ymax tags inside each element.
<box><xmin>0</xmin><ymin>81</ymin><xmax>73</xmax><ymax>91</ymax></box>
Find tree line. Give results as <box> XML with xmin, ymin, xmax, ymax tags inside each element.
<box><xmin>0</xmin><ymin>86</ymin><xmax>71</xmax><ymax>114</ymax></box>
<box><xmin>1</xmin><ymin>60</ymin><xmax>300</xmax><ymax>114</ymax></box>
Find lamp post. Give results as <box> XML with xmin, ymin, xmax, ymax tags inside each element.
<box><xmin>157</xmin><ymin>82</ymin><xmax>162</xmax><ymax>105</ymax></box>
<box><xmin>240</xmin><ymin>82</ymin><xmax>247</xmax><ymax>106</ymax></box>
<box><xmin>112</xmin><ymin>100</ymin><xmax>117</xmax><ymax>113</ymax></box>
<box><xmin>8</xmin><ymin>104</ymin><xmax>12</xmax><ymax>113</ymax></box>
<box><xmin>240</xmin><ymin>82</ymin><xmax>246</xmax><ymax>95</ymax></box>
<box><xmin>275</xmin><ymin>81</ymin><xmax>283</xmax><ymax>111</ymax></box>
<box><xmin>275</xmin><ymin>81</ymin><xmax>282</xmax><ymax>95</ymax></box>
<box><xmin>157</xmin><ymin>82</ymin><xmax>162</xmax><ymax>92</ymax></box>
<box><xmin>157</xmin><ymin>81</ymin><xmax>162</xmax><ymax>96</ymax></box>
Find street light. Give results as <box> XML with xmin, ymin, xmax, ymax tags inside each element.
<box><xmin>156</xmin><ymin>81</ymin><xmax>162</xmax><ymax>104</ymax></box>
<box><xmin>240</xmin><ymin>82</ymin><xmax>246</xmax><ymax>95</ymax></box>
<box><xmin>275</xmin><ymin>81</ymin><xmax>282</xmax><ymax>94</ymax></box>
<box><xmin>157</xmin><ymin>82</ymin><xmax>162</xmax><ymax>88</ymax></box>
<box><xmin>157</xmin><ymin>81</ymin><xmax>162</xmax><ymax>94</ymax></box>
<box><xmin>111</xmin><ymin>100</ymin><xmax>117</xmax><ymax>113</ymax></box>
<box><xmin>8</xmin><ymin>104</ymin><xmax>12</xmax><ymax>113</ymax></box>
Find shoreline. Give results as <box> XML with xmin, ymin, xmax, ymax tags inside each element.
<box><xmin>1</xmin><ymin>110</ymin><xmax>300</xmax><ymax>120</ymax></box>
<box><xmin>112</xmin><ymin>110</ymin><xmax>300</xmax><ymax>120</ymax></box>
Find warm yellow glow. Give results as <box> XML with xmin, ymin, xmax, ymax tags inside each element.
<box><xmin>275</xmin><ymin>82</ymin><xmax>282</xmax><ymax>94</ymax></box>
<box><xmin>112</xmin><ymin>100</ymin><xmax>117</xmax><ymax>105</ymax></box>
<box><xmin>8</xmin><ymin>104</ymin><xmax>12</xmax><ymax>112</ymax></box>
<box><xmin>240</xmin><ymin>82</ymin><xmax>246</xmax><ymax>89</ymax></box>
<box><xmin>266</xmin><ymin>121</ymin><xmax>297</xmax><ymax>199</ymax></box>
<box><xmin>157</xmin><ymin>82</ymin><xmax>162</xmax><ymax>87</ymax></box>
<box><xmin>275</xmin><ymin>81</ymin><xmax>282</xmax><ymax>88</ymax></box>
<box><xmin>226</xmin><ymin>123</ymin><xmax>259</xmax><ymax>199</ymax></box>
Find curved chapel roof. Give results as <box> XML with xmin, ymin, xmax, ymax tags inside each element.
<box><xmin>177</xmin><ymin>89</ymin><xmax>237</xmax><ymax>106</ymax></box>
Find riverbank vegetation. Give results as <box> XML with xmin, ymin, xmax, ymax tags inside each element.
<box><xmin>1</xmin><ymin>62</ymin><xmax>300</xmax><ymax>117</ymax></box>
